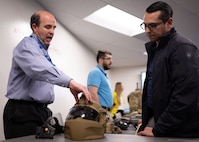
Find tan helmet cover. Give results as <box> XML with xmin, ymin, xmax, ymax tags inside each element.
<box><xmin>65</xmin><ymin>118</ymin><xmax>104</xmax><ymax>140</ymax></box>
<box><xmin>127</xmin><ymin>89</ymin><xmax>142</xmax><ymax>114</ymax></box>
<box><xmin>64</xmin><ymin>95</ymin><xmax>107</xmax><ymax>140</ymax></box>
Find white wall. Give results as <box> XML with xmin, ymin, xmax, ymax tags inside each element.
<box><xmin>0</xmin><ymin>0</ymin><xmax>96</xmax><ymax>140</ymax></box>
<box><xmin>0</xmin><ymin>0</ymin><xmax>146</xmax><ymax>140</ymax></box>
<box><xmin>110</xmin><ymin>66</ymin><xmax>146</xmax><ymax>110</ymax></box>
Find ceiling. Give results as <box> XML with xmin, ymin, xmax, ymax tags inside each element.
<box><xmin>36</xmin><ymin>0</ymin><xmax>199</xmax><ymax>68</ymax></box>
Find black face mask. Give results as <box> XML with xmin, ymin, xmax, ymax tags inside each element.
<box><xmin>35</xmin><ymin>117</ymin><xmax>64</xmax><ymax>139</ymax></box>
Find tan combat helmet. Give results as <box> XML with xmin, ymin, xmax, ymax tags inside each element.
<box><xmin>64</xmin><ymin>95</ymin><xmax>107</xmax><ymax>141</ymax></box>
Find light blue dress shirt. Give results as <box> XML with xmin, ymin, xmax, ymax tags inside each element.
<box><xmin>6</xmin><ymin>34</ymin><xmax>72</xmax><ymax>103</ymax></box>
<box><xmin>87</xmin><ymin>65</ymin><xmax>113</xmax><ymax>108</ymax></box>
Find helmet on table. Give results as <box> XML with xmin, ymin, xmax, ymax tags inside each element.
<box><xmin>64</xmin><ymin>95</ymin><xmax>107</xmax><ymax>141</ymax></box>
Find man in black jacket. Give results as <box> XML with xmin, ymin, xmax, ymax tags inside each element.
<box><xmin>137</xmin><ymin>1</ymin><xmax>199</xmax><ymax>138</ymax></box>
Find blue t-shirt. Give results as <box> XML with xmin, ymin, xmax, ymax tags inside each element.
<box><xmin>87</xmin><ymin>65</ymin><xmax>113</xmax><ymax>108</ymax></box>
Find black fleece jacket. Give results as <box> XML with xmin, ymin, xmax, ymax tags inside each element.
<box><xmin>140</xmin><ymin>28</ymin><xmax>199</xmax><ymax>138</ymax></box>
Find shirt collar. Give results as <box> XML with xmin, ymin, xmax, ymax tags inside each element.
<box><xmin>96</xmin><ymin>65</ymin><xmax>107</xmax><ymax>77</ymax></box>
<box><xmin>31</xmin><ymin>34</ymin><xmax>47</xmax><ymax>50</ymax></box>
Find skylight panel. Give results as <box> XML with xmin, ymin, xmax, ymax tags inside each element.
<box><xmin>84</xmin><ymin>5</ymin><xmax>144</xmax><ymax>36</ymax></box>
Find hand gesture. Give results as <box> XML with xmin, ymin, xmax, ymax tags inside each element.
<box><xmin>68</xmin><ymin>80</ymin><xmax>92</xmax><ymax>103</ymax></box>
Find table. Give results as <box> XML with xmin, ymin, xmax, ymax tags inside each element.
<box><xmin>1</xmin><ymin>134</ymin><xmax>198</xmax><ymax>142</ymax></box>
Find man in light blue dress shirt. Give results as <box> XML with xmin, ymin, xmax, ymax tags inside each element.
<box><xmin>3</xmin><ymin>10</ymin><xmax>91</xmax><ymax>139</ymax></box>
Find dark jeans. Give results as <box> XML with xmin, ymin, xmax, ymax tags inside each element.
<box><xmin>117</xmin><ymin>110</ymin><xmax>124</xmax><ymax>116</ymax></box>
<box><xmin>3</xmin><ymin>99</ymin><xmax>52</xmax><ymax>139</ymax></box>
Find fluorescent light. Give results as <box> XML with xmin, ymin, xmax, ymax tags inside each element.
<box><xmin>84</xmin><ymin>5</ymin><xmax>144</xmax><ymax>36</ymax></box>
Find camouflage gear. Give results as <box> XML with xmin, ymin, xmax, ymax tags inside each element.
<box><xmin>127</xmin><ymin>89</ymin><xmax>142</xmax><ymax>114</ymax></box>
<box><xmin>64</xmin><ymin>95</ymin><xmax>121</xmax><ymax>140</ymax></box>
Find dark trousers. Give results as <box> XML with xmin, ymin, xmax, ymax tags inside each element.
<box><xmin>112</xmin><ymin>110</ymin><xmax>124</xmax><ymax>119</ymax></box>
<box><xmin>117</xmin><ymin>109</ymin><xmax>124</xmax><ymax>116</ymax></box>
<box><xmin>3</xmin><ymin>99</ymin><xmax>52</xmax><ymax>139</ymax></box>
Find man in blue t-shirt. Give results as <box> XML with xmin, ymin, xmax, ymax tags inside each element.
<box><xmin>87</xmin><ymin>50</ymin><xmax>113</xmax><ymax>109</ymax></box>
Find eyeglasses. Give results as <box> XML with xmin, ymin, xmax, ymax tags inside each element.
<box><xmin>103</xmin><ymin>57</ymin><xmax>112</xmax><ymax>60</ymax></box>
<box><xmin>140</xmin><ymin>22</ymin><xmax>164</xmax><ymax>30</ymax></box>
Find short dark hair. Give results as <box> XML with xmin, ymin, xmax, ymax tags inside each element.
<box><xmin>96</xmin><ymin>50</ymin><xmax>112</xmax><ymax>63</ymax></box>
<box><xmin>30</xmin><ymin>12</ymin><xmax>40</xmax><ymax>30</ymax></box>
<box><xmin>146</xmin><ymin>1</ymin><xmax>173</xmax><ymax>22</ymax></box>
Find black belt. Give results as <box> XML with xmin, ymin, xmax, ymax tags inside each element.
<box><xmin>102</xmin><ymin>106</ymin><xmax>110</xmax><ymax>111</ymax></box>
<box><xmin>9</xmin><ymin>99</ymin><xmax>48</xmax><ymax>108</ymax></box>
